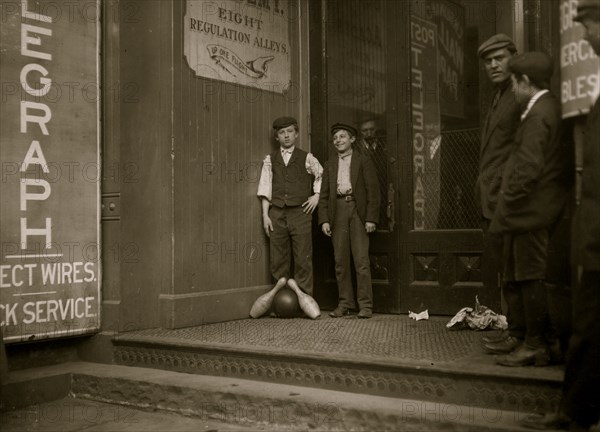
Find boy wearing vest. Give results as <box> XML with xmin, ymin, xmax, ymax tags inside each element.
<box><xmin>257</xmin><ymin>116</ymin><xmax>323</xmax><ymax>296</ymax></box>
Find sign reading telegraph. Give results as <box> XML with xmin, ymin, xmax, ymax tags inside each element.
<box><xmin>0</xmin><ymin>0</ymin><xmax>101</xmax><ymax>342</ymax></box>
<box><xmin>184</xmin><ymin>0</ymin><xmax>292</xmax><ymax>93</ymax></box>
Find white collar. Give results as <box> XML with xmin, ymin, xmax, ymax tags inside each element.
<box><xmin>281</xmin><ymin>146</ymin><xmax>295</xmax><ymax>154</ymax></box>
<box><xmin>521</xmin><ymin>89</ymin><xmax>549</xmax><ymax>120</ymax></box>
<box><xmin>338</xmin><ymin>149</ymin><xmax>353</xmax><ymax>160</ymax></box>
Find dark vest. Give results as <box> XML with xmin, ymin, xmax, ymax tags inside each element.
<box><xmin>271</xmin><ymin>148</ymin><xmax>312</xmax><ymax>208</ymax></box>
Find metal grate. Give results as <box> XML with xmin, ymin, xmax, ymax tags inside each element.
<box><xmin>435</xmin><ymin>128</ymin><xmax>480</xmax><ymax>230</ymax></box>
<box><xmin>125</xmin><ymin>316</ymin><xmax>480</xmax><ymax>362</ymax></box>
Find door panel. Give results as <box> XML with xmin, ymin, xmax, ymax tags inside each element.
<box><xmin>400</xmin><ymin>0</ymin><xmax>513</xmax><ymax>314</ymax></box>
<box><xmin>313</xmin><ymin>0</ymin><xmax>400</xmax><ymax>313</ymax></box>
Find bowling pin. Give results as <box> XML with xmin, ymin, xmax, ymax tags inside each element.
<box><xmin>287</xmin><ymin>279</ymin><xmax>321</xmax><ymax>319</ymax></box>
<box><xmin>250</xmin><ymin>277</ymin><xmax>287</xmax><ymax>318</ymax></box>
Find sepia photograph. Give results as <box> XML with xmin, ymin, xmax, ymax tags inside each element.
<box><xmin>1</xmin><ymin>0</ymin><xmax>599</xmax><ymax>430</ymax></box>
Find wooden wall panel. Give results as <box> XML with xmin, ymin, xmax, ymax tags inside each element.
<box><xmin>163</xmin><ymin>0</ymin><xmax>305</xmax><ymax>327</ymax></box>
<box><xmin>119</xmin><ymin>0</ymin><xmax>174</xmax><ymax>330</ymax></box>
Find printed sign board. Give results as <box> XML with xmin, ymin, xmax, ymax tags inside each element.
<box><xmin>560</xmin><ymin>0</ymin><xmax>600</xmax><ymax>118</ymax></box>
<box><xmin>184</xmin><ymin>0</ymin><xmax>292</xmax><ymax>93</ymax></box>
<box><xmin>0</xmin><ymin>0</ymin><xmax>101</xmax><ymax>342</ymax></box>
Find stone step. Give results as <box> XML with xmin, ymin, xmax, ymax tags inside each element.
<box><xmin>113</xmin><ymin>327</ymin><xmax>563</xmax><ymax>415</ymax></box>
<box><xmin>1</xmin><ymin>362</ymin><xmax>562</xmax><ymax>432</ymax></box>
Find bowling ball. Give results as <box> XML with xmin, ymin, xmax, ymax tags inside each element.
<box><xmin>272</xmin><ymin>286</ymin><xmax>300</xmax><ymax>318</ymax></box>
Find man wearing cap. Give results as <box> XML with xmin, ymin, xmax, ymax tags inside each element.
<box><xmin>522</xmin><ymin>1</ymin><xmax>600</xmax><ymax>429</ymax></box>
<box><xmin>489</xmin><ymin>51</ymin><xmax>570</xmax><ymax>368</ymax></box>
<box><xmin>257</xmin><ymin>116</ymin><xmax>323</xmax><ymax>296</ymax></box>
<box><xmin>476</xmin><ymin>33</ymin><xmax>525</xmax><ymax>355</ymax></box>
<box><xmin>318</xmin><ymin>123</ymin><xmax>380</xmax><ymax>319</ymax></box>
<box><xmin>357</xmin><ymin>117</ymin><xmax>388</xmax><ymax>229</ymax></box>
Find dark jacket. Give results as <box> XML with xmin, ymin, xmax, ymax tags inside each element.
<box><xmin>318</xmin><ymin>151</ymin><xmax>380</xmax><ymax>227</ymax></box>
<box><xmin>490</xmin><ymin>92</ymin><xmax>570</xmax><ymax>233</ymax></box>
<box><xmin>573</xmin><ymin>97</ymin><xmax>600</xmax><ymax>271</ymax></box>
<box><xmin>477</xmin><ymin>82</ymin><xmax>522</xmax><ymax>220</ymax></box>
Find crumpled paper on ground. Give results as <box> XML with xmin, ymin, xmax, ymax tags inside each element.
<box><xmin>446</xmin><ymin>296</ymin><xmax>507</xmax><ymax>330</ymax></box>
<box><xmin>408</xmin><ymin>310</ymin><xmax>429</xmax><ymax>321</ymax></box>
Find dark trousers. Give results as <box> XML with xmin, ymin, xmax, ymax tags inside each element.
<box><xmin>482</xmin><ymin>218</ymin><xmax>504</xmax><ymax>277</ymax></box>
<box><xmin>561</xmin><ymin>271</ymin><xmax>600</xmax><ymax>427</ymax></box>
<box><xmin>269</xmin><ymin>205</ymin><xmax>313</xmax><ymax>295</ymax></box>
<box><xmin>503</xmin><ymin>280</ymin><xmax>548</xmax><ymax>347</ymax></box>
<box><xmin>332</xmin><ymin>199</ymin><xmax>372</xmax><ymax>310</ymax></box>
<box><xmin>482</xmin><ymin>217</ymin><xmax>505</xmax><ymax>308</ymax></box>
<box><xmin>503</xmin><ymin>230</ymin><xmax>551</xmax><ymax>346</ymax></box>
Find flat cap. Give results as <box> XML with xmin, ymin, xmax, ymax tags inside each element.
<box><xmin>478</xmin><ymin>33</ymin><xmax>516</xmax><ymax>58</ymax></box>
<box><xmin>272</xmin><ymin>116</ymin><xmax>298</xmax><ymax>130</ymax></box>
<box><xmin>574</xmin><ymin>0</ymin><xmax>600</xmax><ymax>22</ymax></box>
<box><xmin>331</xmin><ymin>123</ymin><xmax>357</xmax><ymax>137</ymax></box>
<box><xmin>508</xmin><ymin>52</ymin><xmax>553</xmax><ymax>83</ymax></box>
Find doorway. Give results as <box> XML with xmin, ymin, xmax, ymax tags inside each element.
<box><xmin>312</xmin><ymin>0</ymin><xmax>507</xmax><ymax>314</ymax></box>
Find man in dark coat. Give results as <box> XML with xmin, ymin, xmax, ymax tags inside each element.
<box><xmin>476</xmin><ymin>34</ymin><xmax>524</xmax><ymax>354</ymax></box>
<box><xmin>489</xmin><ymin>52</ymin><xmax>571</xmax><ymax>367</ymax></box>
<box><xmin>357</xmin><ymin>118</ymin><xmax>388</xmax><ymax>228</ymax></box>
<box><xmin>318</xmin><ymin>123</ymin><xmax>380</xmax><ymax>319</ymax></box>
<box><xmin>522</xmin><ymin>1</ymin><xmax>600</xmax><ymax>429</ymax></box>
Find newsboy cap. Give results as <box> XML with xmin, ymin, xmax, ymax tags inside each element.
<box><xmin>574</xmin><ymin>0</ymin><xmax>600</xmax><ymax>22</ymax></box>
<box><xmin>272</xmin><ymin>116</ymin><xmax>298</xmax><ymax>130</ymax></box>
<box><xmin>478</xmin><ymin>33</ymin><xmax>516</xmax><ymax>58</ymax></box>
<box><xmin>331</xmin><ymin>123</ymin><xmax>357</xmax><ymax>137</ymax></box>
<box><xmin>508</xmin><ymin>52</ymin><xmax>554</xmax><ymax>83</ymax></box>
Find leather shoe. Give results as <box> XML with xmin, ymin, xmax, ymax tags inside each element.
<box><xmin>519</xmin><ymin>412</ymin><xmax>572</xmax><ymax>430</ymax></box>
<box><xmin>481</xmin><ymin>331</ymin><xmax>508</xmax><ymax>344</ymax></box>
<box><xmin>357</xmin><ymin>308</ymin><xmax>372</xmax><ymax>319</ymax></box>
<box><xmin>329</xmin><ymin>306</ymin><xmax>350</xmax><ymax>318</ymax></box>
<box><xmin>483</xmin><ymin>336</ymin><xmax>522</xmax><ymax>354</ymax></box>
<box><xmin>495</xmin><ymin>344</ymin><xmax>550</xmax><ymax>367</ymax></box>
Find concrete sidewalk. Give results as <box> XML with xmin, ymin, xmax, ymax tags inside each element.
<box><xmin>0</xmin><ymin>362</ymin><xmax>570</xmax><ymax>432</ymax></box>
<box><xmin>1</xmin><ymin>397</ymin><xmax>264</xmax><ymax>432</ymax></box>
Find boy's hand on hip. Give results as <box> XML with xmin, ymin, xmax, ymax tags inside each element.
<box><xmin>302</xmin><ymin>194</ymin><xmax>319</xmax><ymax>214</ymax></box>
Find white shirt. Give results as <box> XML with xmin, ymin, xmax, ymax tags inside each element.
<box><xmin>257</xmin><ymin>147</ymin><xmax>323</xmax><ymax>201</ymax></box>
<box><xmin>336</xmin><ymin>151</ymin><xmax>353</xmax><ymax>195</ymax></box>
<box><xmin>521</xmin><ymin>89</ymin><xmax>549</xmax><ymax>121</ymax></box>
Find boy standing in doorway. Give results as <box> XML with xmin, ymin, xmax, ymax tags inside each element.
<box><xmin>318</xmin><ymin>123</ymin><xmax>380</xmax><ymax>318</ymax></box>
<box><xmin>257</xmin><ymin>116</ymin><xmax>323</xmax><ymax>296</ymax></box>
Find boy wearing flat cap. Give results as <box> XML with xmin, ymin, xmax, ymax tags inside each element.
<box><xmin>257</xmin><ymin>116</ymin><xmax>323</xmax><ymax>296</ymax></box>
<box><xmin>522</xmin><ymin>2</ymin><xmax>600</xmax><ymax>430</ymax></box>
<box><xmin>489</xmin><ymin>52</ymin><xmax>571</xmax><ymax>368</ymax></box>
<box><xmin>477</xmin><ymin>33</ymin><xmax>523</xmax><ymax>355</ymax></box>
<box><xmin>318</xmin><ymin>123</ymin><xmax>380</xmax><ymax>318</ymax></box>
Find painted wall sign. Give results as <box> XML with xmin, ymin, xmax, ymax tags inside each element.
<box><xmin>184</xmin><ymin>0</ymin><xmax>292</xmax><ymax>93</ymax></box>
<box><xmin>560</xmin><ymin>0</ymin><xmax>600</xmax><ymax>118</ymax></box>
<box><xmin>410</xmin><ymin>16</ymin><xmax>441</xmax><ymax>231</ymax></box>
<box><xmin>0</xmin><ymin>0</ymin><xmax>101</xmax><ymax>343</ymax></box>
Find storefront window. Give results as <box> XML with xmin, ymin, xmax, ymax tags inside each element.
<box><xmin>409</xmin><ymin>0</ymin><xmax>485</xmax><ymax>230</ymax></box>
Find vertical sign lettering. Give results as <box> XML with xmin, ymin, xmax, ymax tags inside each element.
<box><xmin>410</xmin><ymin>16</ymin><xmax>441</xmax><ymax>230</ymax></box>
<box><xmin>0</xmin><ymin>0</ymin><xmax>101</xmax><ymax>342</ymax></box>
